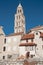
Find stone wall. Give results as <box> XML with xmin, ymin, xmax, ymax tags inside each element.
<box><xmin>0</xmin><ymin>58</ymin><xmax>43</xmax><ymax>65</ymax></box>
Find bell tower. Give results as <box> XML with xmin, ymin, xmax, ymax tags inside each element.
<box><xmin>14</xmin><ymin>3</ymin><xmax>26</xmax><ymax>33</ymax></box>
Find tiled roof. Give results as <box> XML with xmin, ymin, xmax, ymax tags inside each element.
<box><xmin>40</xmin><ymin>33</ymin><xmax>43</xmax><ymax>37</ymax></box>
<box><xmin>6</xmin><ymin>32</ymin><xmax>23</xmax><ymax>37</ymax></box>
<box><xmin>31</xmin><ymin>25</ymin><xmax>43</xmax><ymax>31</ymax></box>
<box><xmin>21</xmin><ymin>34</ymin><xmax>34</xmax><ymax>40</ymax></box>
<box><xmin>19</xmin><ymin>42</ymin><xmax>37</xmax><ymax>46</ymax></box>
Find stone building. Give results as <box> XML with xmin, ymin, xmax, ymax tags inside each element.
<box><xmin>1</xmin><ymin>3</ymin><xmax>26</xmax><ymax>60</ymax></box>
<box><xmin>0</xmin><ymin>3</ymin><xmax>43</xmax><ymax>61</ymax></box>
<box><xmin>19</xmin><ymin>26</ymin><xmax>43</xmax><ymax>58</ymax></box>
<box><xmin>5</xmin><ymin>32</ymin><xmax>23</xmax><ymax>60</ymax></box>
<box><xmin>0</xmin><ymin>26</ymin><xmax>5</xmax><ymax>60</ymax></box>
<box><xmin>14</xmin><ymin>3</ymin><xmax>26</xmax><ymax>33</ymax></box>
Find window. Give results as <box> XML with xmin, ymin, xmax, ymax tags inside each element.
<box><xmin>30</xmin><ymin>46</ymin><xmax>33</xmax><ymax>51</ymax></box>
<box><xmin>26</xmin><ymin>39</ymin><xmax>28</xmax><ymax>42</ymax></box>
<box><xmin>3</xmin><ymin>56</ymin><xmax>5</xmax><ymax>59</ymax></box>
<box><xmin>22</xmin><ymin>20</ymin><xmax>24</xmax><ymax>25</ymax></box>
<box><xmin>3</xmin><ymin>47</ymin><xmax>6</xmax><ymax>51</ymax></box>
<box><xmin>18</xmin><ymin>10</ymin><xmax>19</xmax><ymax>13</ymax></box>
<box><xmin>42</xmin><ymin>38</ymin><xmax>43</xmax><ymax>41</ymax></box>
<box><xmin>8</xmin><ymin>55</ymin><xmax>12</xmax><ymax>59</ymax></box>
<box><xmin>20</xmin><ymin>10</ymin><xmax>21</xmax><ymax>12</ymax></box>
<box><xmin>36</xmin><ymin>32</ymin><xmax>38</xmax><ymax>35</ymax></box>
<box><xmin>40</xmin><ymin>32</ymin><xmax>41</xmax><ymax>34</ymax></box>
<box><xmin>4</xmin><ymin>38</ymin><xmax>6</xmax><ymax>43</ymax></box>
<box><xmin>31</xmin><ymin>39</ymin><xmax>33</xmax><ymax>42</ymax></box>
<box><xmin>26</xmin><ymin>52</ymin><xmax>30</xmax><ymax>58</ymax></box>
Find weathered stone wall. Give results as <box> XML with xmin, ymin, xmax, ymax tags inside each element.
<box><xmin>0</xmin><ymin>60</ymin><xmax>24</xmax><ymax>65</ymax></box>
<box><xmin>0</xmin><ymin>58</ymin><xmax>43</xmax><ymax>65</ymax></box>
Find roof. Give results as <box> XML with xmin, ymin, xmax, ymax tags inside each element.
<box><xmin>31</xmin><ymin>25</ymin><xmax>43</xmax><ymax>31</ymax></box>
<box><xmin>6</xmin><ymin>32</ymin><xmax>23</xmax><ymax>37</ymax></box>
<box><xmin>40</xmin><ymin>33</ymin><xmax>43</xmax><ymax>37</ymax></box>
<box><xmin>19</xmin><ymin>42</ymin><xmax>37</xmax><ymax>46</ymax></box>
<box><xmin>21</xmin><ymin>34</ymin><xmax>34</xmax><ymax>40</ymax></box>
<box><xmin>18</xmin><ymin>3</ymin><xmax>22</xmax><ymax>8</ymax></box>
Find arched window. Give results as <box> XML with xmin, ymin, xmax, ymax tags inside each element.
<box><xmin>4</xmin><ymin>38</ymin><xmax>6</xmax><ymax>43</ymax></box>
<box><xmin>36</xmin><ymin>32</ymin><xmax>38</xmax><ymax>35</ymax></box>
<box><xmin>18</xmin><ymin>10</ymin><xmax>19</xmax><ymax>13</ymax></box>
<box><xmin>20</xmin><ymin>9</ymin><xmax>21</xmax><ymax>12</ymax></box>
<box><xmin>26</xmin><ymin>52</ymin><xmax>30</xmax><ymax>58</ymax></box>
<box><xmin>3</xmin><ymin>56</ymin><xmax>5</xmax><ymax>59</ymax></box>
<box><xmin>26</xmin><ymin>39</ymin><xmax>28</xmax><ymax>42</ymax></box>
<box><xmin>3</xmin><ymin>46</ymin><xmax>6</xmax><ymax>51</ymax></box>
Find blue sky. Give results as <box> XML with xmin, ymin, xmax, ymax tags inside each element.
<box><xmin>0</xmin><ymin>0</ymin><xmax>43</xmax><ymax>35</ymax></box>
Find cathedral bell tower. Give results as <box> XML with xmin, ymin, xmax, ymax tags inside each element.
<box><xmin>14</xmin><ymin>3</ymin><xmax>26</xmax><ymax>33</ymax></box>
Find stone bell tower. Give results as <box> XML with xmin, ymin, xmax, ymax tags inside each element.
<box><xmin>14</xmin><ymin>3</ymin><xmax>26</xmax><ymax>33</ymax></box>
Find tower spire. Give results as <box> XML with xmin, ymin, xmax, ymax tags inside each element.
<box><xmin>14</xmin><ymin>4</ymin><xmax>26</xmax><ymax>34</ymax></box>
<box><xmin>18</xmin><ymin>3</ymin><xmax>22</xmax><ymax>7</ymax></box>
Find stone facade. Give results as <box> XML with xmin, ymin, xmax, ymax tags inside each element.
<box><xmin>5</xmin><ymin>33</ymin><xmax>22</xmax><ymax>60</ymax></box>
<box><xmin>14</xmin><ymin>3</ymin><xmax>26</xmax><ymax>33</ymax></box>
<box><xmin>19</xmin><ymin>26</ymin><xmax>43</xmax><ymax>58</ymax></box>
<box><xmin>0</xmin><ymin>26</ymin><xmax>5</xmax><ymax>60</ymax></box>
<box><xmin>0</xmin><ymin>3</ymin><xmax>43</xmax><ymax>61</ymax></box>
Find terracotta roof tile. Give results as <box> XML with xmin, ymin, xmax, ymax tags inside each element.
<box><xmin>19</xmin><ymin>42</ymin><xmax>37</xmax><ymax>46</ymax></box>
<box><xmin>21</xmin><ymin>34</ymin><xmax>34</xmax><ymax>40</ymax></box>
<box><xmin>40</xmin><ymin>33</ymin><xmax>43</xmax><ymax>37</ymax></box>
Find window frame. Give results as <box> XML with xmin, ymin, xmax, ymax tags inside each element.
<box><xmin>3</xmin><ymin>46</ymin><xmax>6</xmax><ymax>51</ymax></box>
